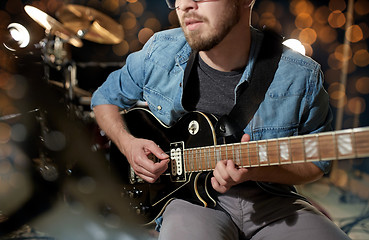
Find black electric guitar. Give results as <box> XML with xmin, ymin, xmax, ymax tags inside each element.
<box><xmin>109</xmin><ymin>107</ymin><xmax>369</xmax><ymax>225</ymax></box>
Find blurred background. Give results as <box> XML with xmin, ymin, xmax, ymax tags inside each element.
<box><xmin>0</xmin><ymin>0</ymin><xmax>368</xmax><ymax>239</ymax></box>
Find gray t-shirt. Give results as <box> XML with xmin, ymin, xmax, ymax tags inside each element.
<box><xmin>182</xmin><ymin>55</ymin><xmax>244</xmax><ymax>118</ymax></box>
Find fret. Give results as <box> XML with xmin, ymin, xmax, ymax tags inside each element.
<box><xmin>237</xmin><ymin>143</ymin><xmax>242</xmax><ymax>167</ymax></box>
<box><xmin>302</xmin><ymin>136</ymin><xmax>307</xmax><ymax>162</ymax></box>
<box><xmin>196</xmin><ymin>148</ymin><xmax>200</xmax><ymax>171</ymax></box>
<box><xmin>332</xmin><ymin>131</ymin><xmax>338</xmax><ymax>160</ymax></box>
<box><xmin>247</xmin><ymin>142</ymin><xmax>251</xmax><ymax>167</ymax></box>
<box><xmin>290</xmin><ymin>136</ymin><xmax>305</xmax><ymax>163</ymax></box>
<box><xmin>202</xmin><ymin>147</ymin><xmax>207</xmax><ymax>171</ymax></box>
<box><xmin>226</xmin><ymin>144</ymin><xmax>229</xmax><ymax>159</ymax></box>
<box><xmin>188</xmin><ymin>149</ymin><xmax>191</xmax><ymax>172</ymax></box>
<box><xmin>249</xmin><ymin>142</ymin><xmax>258</xmax><ymax>166</ymax></box>
<box><xmin>316</xmin><ymin>134</ymin><xmax>321</xmax><ymax>161</ymax></box>
<box><xmin>200</xmin><ymin>147</ymin><xmax>204</xmax><ymax>171</ymax></box>
<box><xmin>279</xmin><ymin>138</ymin><xmax>291</xmax><ymax>164</ymax></box>
<box><xmin>337</xmin><ymin>130</ymin><xmax>355</xmax><ymax>159</ymax></box>
<box><xmin>234</xmin><ymin>143</ymin><xmax>241</xmax><ymax>166</ymax></box>
<box><xmin>225</xmin><ymin>144</ymin><xmax>228</xmax><ymax>160</ymax></box>
<box><xmin>210</xmin><ymin>145</ymin><xmax>214</xmax><ymax>168</ymax></box>
<box><xmin>240</xmin><ymin>143</ymin><xmax>244</xmax><ymax>167</ymax></box>
<box><xmin>256</xmin><ymin>142</ymin><xmax>260</xmax><ymax>166</ymax></box>
<box><xmin>207</xmin><ymin>146</ymin><xmax>211</xmax><ymax>170</ymax></box>
<box><xmin>288</xmin><ymin>138</ymin><xmax>292</xmax><ymax>163</ymax></box>
<box><xmin>212</xmin><ymin>145</ymin><xmax>216</xmax><ymax>168</ymax></box>
<box><xmin>258</xmin><ymin>140</ymin><xmax>269</xmax><ymax>166</ymax></box>
<box><xmin>303</xmin><ymin>135</ymin><xmax>319</xmax><ymax>161</ymax></box>
<box><xmin>191</xmin><ymin>149</ymin><xmax>195</xmax><ymax>172</ymax></box>
<box><xmin>317</xmin><ymin>132</ymin><xmax>335</xmax><ymax>161</ymax></box>
<box><xmin>185</xmin><ymin>149</ymin><xmax>189</xmax><ymax>172</ymax></box>
<box><xmin>216</xmin><ymin>145</ymin><xmax>221</xmax><ymax>163</ymax></box>
<box><xmin>232</xmin><ymin>144</ymin><xmax>235</xmax><ymax>163</ymax></box>
<box><xmin>185</xmin><ymin>149</ymin><xmax>188</xmax><ymax>172</ymax></box>
<box><xmin>183</xmin><ymin>149</ymin><xmax>186</xmax><ymax>172</ymax></box>
<box><xmin>267</xmin><ymin>139</ymin><xmax>279</xmax><ymax>165</ymax></box>
<box><xmin>193</xmin><ymin>148</ymin><xmax>196</xmax><ymax>171</ymax></box>
<box><xmin>197</xmin><ymin>148</ymin><xmax>201</xmax><ymax>171</ymax></box>
<box><xmin>277</xmin><ymin>138</ymin><xmax>281</xmax><ymax>165</ymax></box>
<box><xmin>197</xmin><ymin>148</ymin><xmax>203</xmax><ymax>171</ymax></box>
<box><xmin>355</xmin><ymin>128</ymin><xmax>369</xmax><ymax>157</ymax></box>
<box><xmin>211</xmin><ymin>146</ymin><xmax>217</xmax><ymax>168</ymax></box>
<box><xmin>186</xmin><ymin>149</ymin><xmax>190</xmax><ymax>172</ymax></box>
<box><xmin>351</xmin><ymin>129</ymin><xmax>358</xmax><ymax>159</ymax></box>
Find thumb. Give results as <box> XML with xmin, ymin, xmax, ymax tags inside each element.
<box><xmin>145</xmin><ymin>141</ymin><xmax>169</xmax><ymax>160</ymax></box>
<box><xmin>241</xmin><ymin>133</ymin><xmax>251</xmax><ymax>143</ymax></box>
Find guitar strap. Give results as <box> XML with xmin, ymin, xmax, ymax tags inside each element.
<box><xmin>215</xmin><ymin>29</ymin><xmax>284</xmax><ymax>143</ymax></box>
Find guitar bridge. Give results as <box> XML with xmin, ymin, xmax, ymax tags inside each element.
<box><xmin>170</xmin><ymin>141</ymin><xmax>186</xmax><ymax>182</ymax></box>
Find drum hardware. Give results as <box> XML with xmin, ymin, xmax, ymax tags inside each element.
<box><xmin>22</xmin><ymin>4</ymin><xmax>118</xmax><ymax>160</ymax></box>
<box><xmin>24</xmin><ymin>5</ymin><xmax>83</xmax><ymax>48</ymax></box>
<box><xmin>40</xmin><ymin>36</ymin><xmax>71</xmax><ymax>70</ymax></box>
<box><xmin>0</xmin><ymin>109</ymin><xmax>39</xmax><ymax>122</ymax></box>
<box><xmin>34</xmin><ymin>109</ymin><xmax>59</xmax><ymax>182</ymax></box>
<box><xmin>24</xmin><ymin>5</ymin><xmax>83</xmax><ymax>112</ymax></box>
<box><xmin>23</xmin><ymin>4</ymin><xmax>123</xmax><ymax>123</ymax></box>
<box><xmin>0</xmin><ymin>108</ymin><xmax>63</xmax><ymax>181</ymax></box>
<box><xmin>56</xmin><ymin>4</ymin><xmax>124</xmax><ymax>45</ymax></box>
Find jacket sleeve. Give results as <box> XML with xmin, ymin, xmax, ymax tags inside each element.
<box><xmin>90</xmin><ymin>36</ymin><xmax>156</xmax><ymax>109</ymax></box>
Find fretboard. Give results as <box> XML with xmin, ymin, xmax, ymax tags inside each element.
<box><xmin>183</xmin><ymin>127</ymin><xmax>369</xmax><ymax>172</ymax></box>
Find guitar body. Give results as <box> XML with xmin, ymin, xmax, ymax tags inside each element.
<box><xmin>109</xmin><ymin>108</ymin><xmax>218</xmax><ymax>225</ymax></box>
<box><xmin>109</xmin><ymin>108</ymin><xmax>369</xmax><ymax>225</ymax></box>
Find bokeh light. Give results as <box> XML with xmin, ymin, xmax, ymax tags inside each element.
<box><xmin>328</xmin><ymin>10</ymin><xmax>346</xmax><ymax>28</ymax></box>
<box><xmin>356</xmin><ymin>77</ymin><xmax>369</xmax><ymax>94</ymax></box>
<box><xmin>346</xmin><ymin>24</ymin><xmax>364</xmax><ymax>43</ymax></box>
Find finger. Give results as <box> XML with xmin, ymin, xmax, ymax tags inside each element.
<box><xmin>134</xmin><ymin>162</ymin><xmax>157</xmax><ymax>179</ymax></box>
<box><xmin>211</xmin><ymin>177</ymin><xmax>229</xmax><ymax>193</ymax></box>
<box><xmin>144</xmin><ymin>141</ymin><xmax>169</xmax><ymax>160</ymax></box>
<box><xmin>136</xmin><ymin>155</ymin><xmax>168</xmax><ymax>176</ymax></box>
<box><xmin>226</xmin><ymin>160</ymin><xmax>239</xmax><ymax>176</ymax></box>
<box><xmin>153</xmin><ymin>159</ymin><xmax>170</xmax><ymax>174</ymax></box>
<box><xmin>241</xmin><ymin>133</ymin><xmax>251</xmax><ymax>143</ymax></box>
<box><xmin>212</xmin><ymin>165</ymin><xmax>229</xmax><ymax>186</ymax></box>
<box><xmin>136</xmin><ymin>173</ymin><xmax>156</xmax><ymax>183</ymax></box>
<box><xmin>134</xmin><ymin>161</ymin><xmax>166</xmax><ymax>183</ymax></box>
<box><xmin>216</xmin><ymin>160</ymin><xmax>235</xmax><ymax>182</ymax></box>
<box><xmin>225</xmin><ymin>160</ymin><xmax>249</xmax><ymax>183</ymax></box>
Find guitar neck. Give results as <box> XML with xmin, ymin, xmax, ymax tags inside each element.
<box><xmin>183</xmin><ymin>127</ymin><xmax>369</xmax><ymax>172</ymax></box>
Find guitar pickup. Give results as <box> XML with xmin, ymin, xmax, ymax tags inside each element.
<box><xmin>170</xmin><ymin>141</ymin><xmax>186</xmax><ymax>182</ymax></box>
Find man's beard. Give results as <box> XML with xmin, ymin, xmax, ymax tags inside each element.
<box><xmin>180</xmin><ymin>2</ymin><xmax>241</xmax><ymax>51</ymax></box>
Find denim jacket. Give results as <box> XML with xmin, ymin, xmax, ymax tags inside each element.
<box><xmin>91</xmin><ymin>27</ymin><xmax>332</xmax><ymax>174</ymax></box>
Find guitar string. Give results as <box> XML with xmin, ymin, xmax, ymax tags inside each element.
<box><xmin>172</xmin><ymin>142</ymin><xmax>369</xmax><ymax>170</ymax></box>
<box><xmin>162</xmin><ymin>134</ymin><xmax>369</xmax><ymax>171</ymax></box>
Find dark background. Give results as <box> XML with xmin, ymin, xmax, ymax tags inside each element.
<box><xmin>0</xmin><ymin>0</ymin><xmax>369</xmax><ymax>176</ymax></box>
<box><xmin>0</xmin><ymin>0</ymin><xmax>368</xmax><ymax>217</ymax></box>
<box><xmin>0</xmin><ymin>0</ymin><xmax>368</xmax><ymax>237</ymax></box>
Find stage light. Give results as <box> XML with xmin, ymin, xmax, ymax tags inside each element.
<box><xmin>283</xmin><ymin>39</ymin><xmax>306</xmax><ymax>55</ymax></box>
<box><xmin>2</xmin><ymin>23</ymin><xmax>31</xmax><ymax>51</ymax></box>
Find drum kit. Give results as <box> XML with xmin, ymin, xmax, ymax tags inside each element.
<box><xmin>0</xmin><ymin>4</ymin><xmax>124</xmax><ymax>233</ymax></box>
<box><xmin>22</xmin><ymin>3</ymin><xmax>125</xmax><ymax>170</ymax></box>
<box><xmin>24</xmin><ymin>4</ymin><xmax>123</xmax><ymax>104</ymax></box>
<box><xmin>17</xmin><ymin>3</ymin><xmax>124</xmax><ymax>152</ymax></box>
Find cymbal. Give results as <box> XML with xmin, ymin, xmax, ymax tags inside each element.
<box><xmin>56</xmin><ymin>4</ymin><xmax>124</xmax><ymax>45</ymax></box>
<box><xmin>24</xmin><ymin>5</ymin><xmax>83</xmax><ymax>48</ymax></box>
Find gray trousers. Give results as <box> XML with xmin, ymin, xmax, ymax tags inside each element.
<box><xmin>158</xmin><ymin>182</ymin><xmax>350</xmax><ymax>240</ymax></box>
